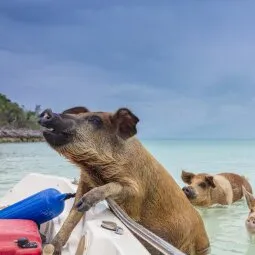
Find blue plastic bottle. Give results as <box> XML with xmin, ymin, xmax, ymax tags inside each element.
<box><xmin>0</xmin><ymin>188</ymin><xmax>76</xmax><ymax>225</ymax></box>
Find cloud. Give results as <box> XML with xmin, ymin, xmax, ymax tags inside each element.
<box><xmin>1</xmin><ymin>1</ymin><xmax>255</xmax><ymax>138</ymax></box>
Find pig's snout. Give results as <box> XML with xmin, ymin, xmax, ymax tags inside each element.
<box><xmin>246</xmin><ymin>218</ymin><xmax>255</xmax><ymax>234</ymax></box>
<box><xmin>38</xmin><ymin>109</ymin><xmax>59</xmax><ymax>128</ymax></box>
<box><xmin>182</xmin><ymin>186</ymin><xmax>196</xmax><ymax>199</ymax></box>
<box><xmin>38</xmin><ymin>108</ymin><xmax>75</xmax><ymax>133</ymax></box>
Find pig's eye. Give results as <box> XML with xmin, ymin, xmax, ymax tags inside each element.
<box><xmin>87</xmin><ymin>115</ymin><xmax>103</xmax><ymax>128</ymax></box>
<box><xmin>199</xmin><ymin>182</ymin><xmax>207</xmax><ymax>189</ymax></box>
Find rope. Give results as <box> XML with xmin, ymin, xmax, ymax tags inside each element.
<box><xmin>63</xmin><ymin>193</ymin><xmax>76</xmax><ymax>200</ymax></box>
<box><xmin>106</xmin><ymin>198</ymin><xmax>186</xmax><ymax>255</ymax></box>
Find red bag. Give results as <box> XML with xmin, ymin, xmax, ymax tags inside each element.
<box><xmin>0</xmin><ymin>219</ymin><xmax>42</xmax><ymax>255</ymax></box>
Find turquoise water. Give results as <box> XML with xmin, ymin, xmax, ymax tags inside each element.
<box><xmin>1</xmin><ymin>140</ymin><xmax>255</xmax><ymax>254</ymax></box>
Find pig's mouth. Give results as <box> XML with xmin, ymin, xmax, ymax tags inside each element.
<box><xmin>182</xmin><ymin>186</ymin><xmax>197</xmax><ymax>200</ymax></box>
<box><xmin>38</xmin><ymin>109</ymin><xmax>75</xmax><ymax>147</ymax></box>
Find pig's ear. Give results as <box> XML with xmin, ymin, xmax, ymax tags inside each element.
<box><xmin>205</xmin><ymin>175</ymin><xmax>216</xmax><ymax>188</ymax></box>
<box><xmin>111</xmin><ymin>108</ymin><xmax>139</xmax><ymax>140</ymax></box>
<box><xmin>181</xmin><ymin>170</ymin><xmax>195</xmax><ymax>184</ymax></box>
<box><xmin>243</xmin><ymin>186</ymin><xmax>255</xmax><ymax>210</ymax></box>
<box><xmin>62</xmin><ymin>106</ymin><xmax>89</xmax><ymax>114</ymax></box>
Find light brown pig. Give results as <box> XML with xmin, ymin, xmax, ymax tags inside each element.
<box><xmin>181</xmin><ymin>170</ymin><xmax>252</xmax><ymax>207</ymax></box>
<box><xmin>39</xmin><ymin>107</ymin><xmax>210</xmax><ymax>255</ymax></box>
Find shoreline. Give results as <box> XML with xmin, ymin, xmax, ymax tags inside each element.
<box><xmin>0</xmin><ymin>128</ymin><xmax>44</xmax><ymax>143</ymax></box>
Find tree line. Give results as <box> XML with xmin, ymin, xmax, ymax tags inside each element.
<box><xmin>0</xmin><ymin>93</ymin><xmax>41</xmax><ymax>129</ymax></box>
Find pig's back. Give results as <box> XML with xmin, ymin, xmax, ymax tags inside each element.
<box><xmin>219</xmin><ymin>173</ymin><xmax>252</xmax><ymax>202</ymax></box>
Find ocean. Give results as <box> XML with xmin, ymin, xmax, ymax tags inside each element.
<box><xmin>0</xmin><ymin>140</ymin><xmax>255</xmax><ymax>255</ymax></box>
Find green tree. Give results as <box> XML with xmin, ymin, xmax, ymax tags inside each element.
<box><xmin>0</xmin><ymin>93</ymin><xmax>40</xmax><ymax>129</ymax></box>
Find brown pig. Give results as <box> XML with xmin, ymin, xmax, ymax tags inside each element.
<box><xmin>39</xmin><ymin>107</ymin><xmax>210</xmax><ymax>255</ymax></box>
<box><xmin>243</xmin><ymin>186</ymin><xmax>255</xmax><ymax>234</ymax></box>
<box><xmin>181</xmin><ymin>170</ymin><xmax>253</xmax><ymax>207</ymax></box>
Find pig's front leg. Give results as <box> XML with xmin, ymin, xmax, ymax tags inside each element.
<box><xmin>75</xmin><ymin>182</ymin><xmax>123</xmax><ymax>212</ymax></box>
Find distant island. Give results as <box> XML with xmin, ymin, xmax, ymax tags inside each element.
<box><xmin>0</xmin><ymin>93</ymin><xmax>44</xmax><ymax>143</ymax></box>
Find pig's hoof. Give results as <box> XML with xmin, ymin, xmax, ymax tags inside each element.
<box><xmin>75</xmin><ymin>192</ymin><xmax>100</xmax><ymax>212</ymax></box>
<box><xmin>76</xmin><ymin>197</ymin><xmax>93</xmax><ymax>212</ymax></box>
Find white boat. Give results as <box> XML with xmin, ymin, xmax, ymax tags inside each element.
<box><xmin>0</xmin><ymin>173</ymin><xmax>186</xmax><ymax>255</ymax></box>
<box><xmin>0</xmin><ymin>173</ymin><xmax>150</xmax><ymax>255</ymax></box>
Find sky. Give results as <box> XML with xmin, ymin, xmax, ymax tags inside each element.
<box><xmin>1</xmin><ymin>1</ymin><xmax>255</xmax><ymax>139</ymax></box>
